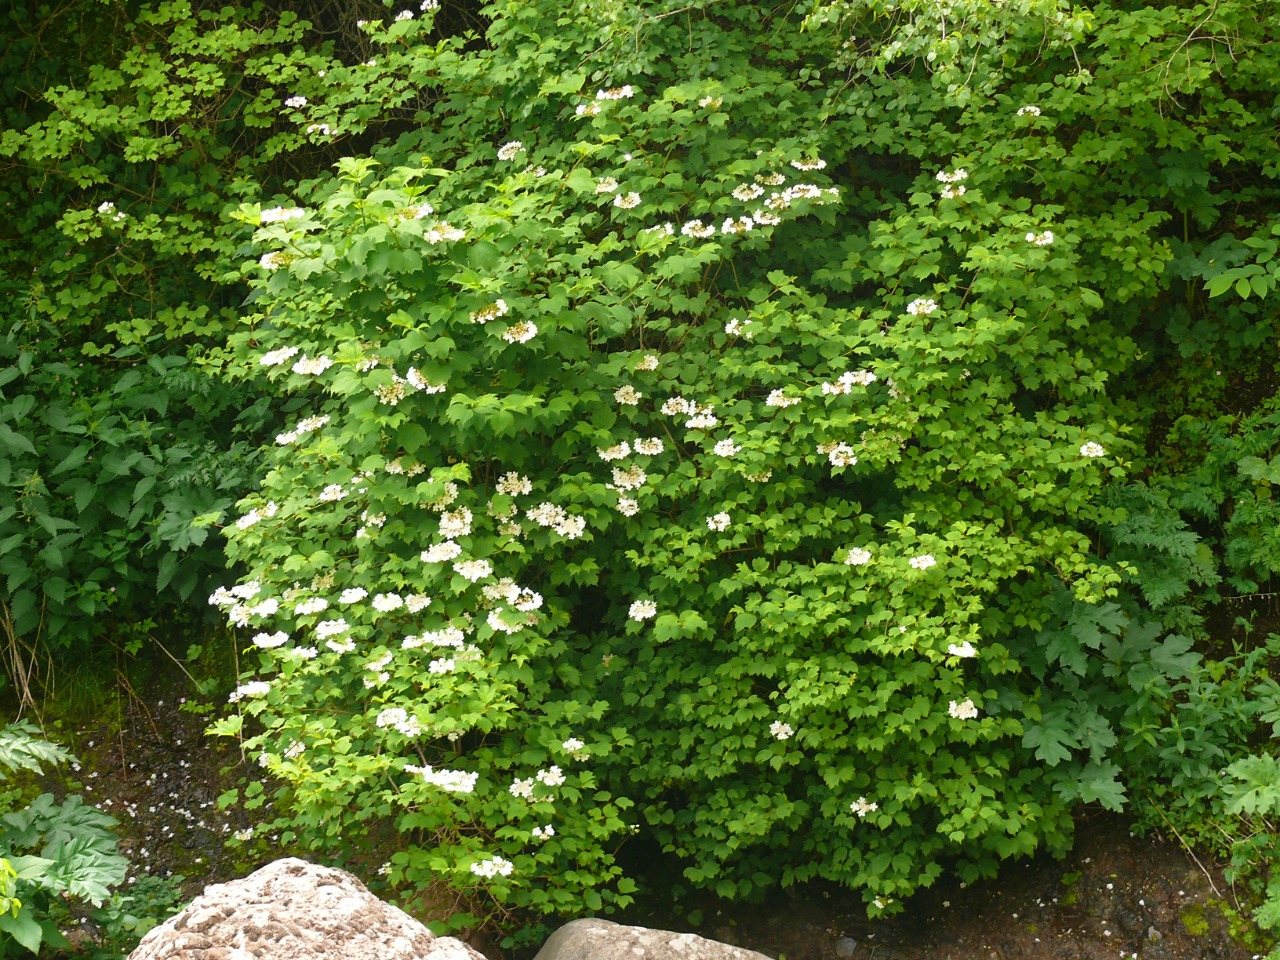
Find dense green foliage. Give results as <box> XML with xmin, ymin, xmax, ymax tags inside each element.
<box><xmin>0</xmin><ymin>721</ymin><xmax>128</xmax><ymax>955</ymax></box>
<box><xmin>5</xmin><ymin>0</ymin><xmax>1280</xmax><ymax>951</ymax></box>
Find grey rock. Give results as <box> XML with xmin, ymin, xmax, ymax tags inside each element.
<box><xmin>834</xmin><ymin>935</ymin><xmax>858</xmax><ymax>958</ymax></box>
<box><xmin>127</xmin><ymin>857</ymin><xmax>485</xmax><ymax>960</ymax></box>
<box><xmin>535</xmin><ymin>919</ymin><xmax>775</xmax><ymax>960</ymax></box>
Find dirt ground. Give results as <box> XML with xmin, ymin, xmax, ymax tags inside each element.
<box><xmin>56</xmin><ymin>677</ymin><xmax>1275</xmax><ymax>960</ymax></box>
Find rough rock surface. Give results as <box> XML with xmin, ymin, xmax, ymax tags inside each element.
<box><xmin>127</xmin><ymin>857</ymin><xmax>486</xmax><ymax>960</ymax></box>
<box><xmin>534</xmin><ymin>919</ymin><xmax>774</xmax><ymax>960</ymax></box>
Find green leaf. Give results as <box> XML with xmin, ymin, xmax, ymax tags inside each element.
<box><xmin>0</xmin><ymin>905</ymin><xmax>43</xmax><ymax>953</ymax></box>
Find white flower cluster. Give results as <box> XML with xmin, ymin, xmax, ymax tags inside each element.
<box><xmin>496</xmin><ymin>472</ymin><xmax>532</xmax><ymax>496</ymax></box>
<box><xmin>471</xmin><ymin>300</ymin><xmax>509</xmax><ymax>324</ymax></box>
<box><xmin>634</xmin><ymin>437</ymin><xmax>664</xmax><ymax>455</ymax></box>
<box><xmin>1026</xmin><ymin>230</ymin><xmax>1055</xmax><ymax>246</ymax></box>
<box><xmin>421</xmin><ymin>541</ymin><xmax>463</xmax><ymax>563</ymax></box>
<box><xmin>340</xmin><ymin>587</ymin><xmax>368</xmax><ymax>604</ymax></box>
<box><xmin>259</xmin><ymin>252</ymin><xmax>289</xmax><ymax>270</ymax></box>
<box><xmin>574</xmin><ymin>101</ymin><xmax>601</xmax><ymax>117</ymax></box>
<box><xmin>770</xmin><ymin>720</ymin><xmax>794</xmax><ymax>740</ymax></box>
<box><xmin>609</xmin><ymin>465</ymin><xmax>647</xmax><ymax>492</ymax></box>
<box><xmin>403</xmin><ymin>625</ymin><xmax>467</xmax><ymax>649</ymax></box>
<box><xmin>228</xmin><ymin>681</ymin><xmax>271</xmax><ymax>703</ymax></box>
<box><xmin>497</xmin><ymin>140</ymin><xmax>523</xmax><ymax>160</ymax></box>
<box><xmin>502</xmin><ymin>321</ymin><xmax>538</xmax><ymax>344</ymax></box>
<box><xmin>1080</xmin><ymin>441</ymin><xmax>1106</xmax><ymax>457</ymax></box>
<box><xmin>706</xmin><ymin>512</ymin><xmax>731</xmax><ymax>532</ymax></box>
<box><xmin>850</xmin><ymin>796</ymin><xmax>879</xmax><ymax>818</ymax></box>
<box><xmin>260</xmin><ymin>206</ymin><xmax>306</xmax><ymax>223</ymax></box>
<box><xmin>635</xmin><ymin>354</ymin><xmax>660</xmax><ymax>371</ymax></box>
<box><xmin>292</xmin><ymin>354</ymin><xmax>333</xmax><ymax>376</ymax></box>
<box><xmin>947</xmin><ymin>640</ymin><xmax>977</xmax><ymax>658</ymax></box>
<box><xmin>936</xmin><ymin>167</ymin><xmax>968</xmax><ymax>199</ymax></box>
<box><xmin>276</xmin><ymin>414</ymin><xmax>329</xmax><ymax>445</ymax></box>
<box><xmin>596</xmin><ymin>85</ymin><xmax>635</xmax><ymax>100</ymax></box>
<box><xmin>732</xmin><ymin>182</ymin><xmax>765</xmax><ymax>202</ymax></box>
<box><xmin>948</xmin><ymin>698</ymin><xmax>979</xmax><ymax>720</ymax></box>
<box><xmin>629</xmin><ymin>599</ymin><xmax>657</xmax><ymax>621</ymax></box>
<box><xmin>906</xmin><ymin>297</ymin><xmax>938</xmax><ymax>316</ymax></box>
<box><xmin>376</xmin><ymin>707</ymin><xmax>421</xmax><ymax>737</ymax></box>
<box><xmin>315</xmin><ymin>617</ymin><xmax>349</xmax><ymax>638</ymax></box>
<box><xmin>909</xmin><ymin>554</ymin><xmax>937</xmax><ymax>570</ymax></box>
<box><xmin>97</xmin><ymin>200</ymin><xmax>126</xmax><ymax>222</ymax></box>
<box><xmin>562</xmin><ymin>737</ymin><xmax>586</xmax><ymax>759</ymax></box>
<box><xmin>537</xmin><ymin>765</ymin><xmax>566</xmax><ymax>786</ymax></box>
<box><xmin>424</xmin><ymin>222</ymin><xmax>465</xmax><ymax>244</ymax></box>
<box><xmin>822</xmin><ymin>369</ymin><xmax>877</xmax><ymax>395</ymax></box>
<box><xmin>236</xmin><ymin>500</ymin><xmax>279</xmax><ymax>529</ymax></box>
<box><xmin>790</xmin><ymin>157</ymin><xmax>827</xmax><ymax>171</ymax></box>
<box><xmin>284</xmin><ymin>95</ymin><xmax>307</xmax><ymax>108</ymax></box>
<box><xmin>820</xmin><ymin>442</ymin><xmax>858</xmax><ymax>467</ymax></box>
<box><xmin>253</xmin><ymin>631</ymin><xmax>288</xmax><ymax>649</ymax></box>
<box><xmin>615</xmin><ymin>385</ymin><xmax>642</xmax><ymax>405</ymax></box>
<box><xmin>470</xmin><ymin>856</ymin><xmax>514</xmax><ymax>878</ymax></box>
<box><xmin>613</xmin><ymin>192</ymin><xmax>642</xmax><ymax>209</ymax></box>
<box><xmin>1017</xmin><ymin>104</ymin><xmax>1042</xmax><ymax>117</ymax></box>
<box><xmin>766</xmin><ymin>389</ymin><xmax>799</xmax><ymax>408</ymax></box>
<box><xmin>531</xmin><ymin>825</ymin><xmax>555</xmax><ymax>841</ymax></box>
<box><xmin>439</xmin><ymin>507</ymin><xmax>473</xmax><ymax>539</ymax></box>
<box><xmin>713</xmin><ymin>439</ymin><xmax>740</xmax><ymax>458</ymax></box>
<box><xmin>844</xmin><ymin>547</ymin><xmax>872</xmax><ymax>566</ymax></box>
<box><xmin>526</xmin><ymin>502</ymin><xmax>586</xmax><ymax>538</ymax></box>
<box><xmin>509</xmin><ymin>778</ymin><xmax>535</xmax><ymax>799</ymax></box>
<box><xmin>598</xmin><ymin>441</ymin><xmax>631</xmax><ymax>461</ymax></box>
<box><xmin>406</xmin><ymin>764</ymin><xmax>478</xmax><ymax>793</ymax></box>
<box><xmin>260</xmin><ymin>346</ymin><xmax>300</xmax><ymax>366</ymax></box>
<box><xmin>454</xmin><ymin>558</ymin><xmax>493</xmax><ymax>582</ymax></box>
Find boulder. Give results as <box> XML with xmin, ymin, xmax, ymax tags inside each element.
<box><xmin>127</xmin><ymin>857</ymin><xmax>486</xmax><ymax>960</ymax></box>
<box><xmin>534</xmin><ymin>919</ymin><xmax>775</xmax><ymax>960</ymax></box>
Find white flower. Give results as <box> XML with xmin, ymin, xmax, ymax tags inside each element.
<box><xmin>497</xmin><ymin>140</ymin><xmax>523</xmax><ymax>161</ymax></box>
<box><xmin>395</xmin><ymin>9</ymin><xmax>414</xmax><ymax>20</ymax></box>
<box><xmin>721</xmin><ymin>216</ymin><xmax>753</xmax><ymax>234</ymax></box>
<box><xmin>259</xmin><ymin>251</ymin><xmax>288</xmax><ymax>270</ymax></box>
<box><xmin>253</xmin><ymin>631</ymin><xmax>289</xmax><ymax>649</ymax></box>
<box><xmin>574</xmin><ymin>101</ymin><xmax>601</xmax><ymax>117</ymax></box>
<box><xmin>1080</xmin><ymin>441</ymin><xmax>1106</xmax><ymax>458</ymax></box>
<box><xmin>260</xmin><ymin>206</ymin><xmax>305</xmax><ymax>223</ymax></box>
<box><xmin>470</xmin><ymin>299</ymin><xmax>510</xmax><ymax>324</ymax></box>
<box><xmin>713</xmin><ymin>439</ymin><xmax>740</xmax><ymax>458</ymax></box>
<box><xmin>428</xmin><ymin>657</ymin><xmax>456</xmax><ymax>674</ymax></box>
<box><xmin>555</xmin><ymin>515</ymin><xmax>586</xmax><ymax>539</ymax></box>
<box><xmin>732</xmin><ymin>183</ymin><xmax>765</xmax><ymax>202</ymax></box>
<box><xmin>948</xmin><ymin>698</ymin><xmax>980</xmax><ymax>720</ymax></box>
<box><xmin>770</xmin><ymin>720</ymin><xmax>794</xmax><ymax>740</ymax></box>
<box><xmin>97</xmin><ymin>201</ymin><xmax>116</xmax><ymax>214</ymax></box>
<box><xmin>613</xmin><ymin>192</ymin><xmax>642</xmax><ymax>209</ymax></box>
<box><xmin>617</xmin><ymin>497</ymin><xmax>639</xmax><ymax>516</ymax></box>
<box><xmin>635</xmin><ymin>354</ymin><xmax>660</xmax><ymax>371</ymax></box>
<box><xmin>936</xmin><ymin>168</ymin><xmax>968</xmax><ymax>183</ymax></box>
<box><xmin>1026</xmin><ymin>230</ymin><xmax>1055</xmax><ymax>246</ymax></box>
<box><xmin>562</xmin><ymin>737</ymin><xmax>586</xmax><ymax>757</ymax></box>
<box><xmin>844</xmin><ymin>547</ymin><xmax>872</xmax><ymax>566</ymax></box>
<box><xmin>906</xmin><ymin>297</ymin><xmax>938</xmax><ymax>316</ymax></box>
<box><xmin>939</xmin><ymin>184</ymin><xmax>966</xmax><ymax>199</ymax></box>
<box><xmin>294</xmin><ymin>597</ymin><xmax>329</xmax><ymax>615</ymax></box>
<box><xmin>615</xmin><ymin>385</ymin><xmax>642</xmax><ymax>405</ymax></box>
<box><xmin>372</xmin><ymin>593</ymin><xmax>404</xmax><ymax>612</ymax></box>
<box><xmin>228</xmin><ymin>681</ymin><xmax>271</xmax><ymax>703</ymax></box>
<box><xmin>598</xmin><ymin>441</ymin><xmax>632</xmax><ymax>461</ymax></box>
<box><xmin>236</xmin><ymin>509</ymin><xmax>263</xmax><ymax>529</ymax></box>
<box><xmin>790</xmin><ymin>157</ymin><xmax>827</xmax><ymax>171</ymax></box>
<box><xmin>259</xmin><ymin>346</ymin><xmax>301</xmax><ymax>366</ymax></box>
<box><xmin>633</xmin><ymin>437</ymin><xmax>664</xmax><ymax>455</ymax></box>
<box><xmin>425</xmin><ymin>222</ymin><xmax>465</xmax><ymax>243</ymax></box>
<box><xmin>509</xmin><ymin>778</ymin><xmax>535</xmax><ymax>799</ymax></box>
<box><xmin>827</xmin><ymin>443</ymin><xmax>858</xmax><ymax>467</ymax></box>
<box><xmin>248</xmin><ymin>598</ymin><xmax>279</xmax><ymax>618</ymax></box>
<box><xmin>339</xmin><ymin>587</ymin><xmax>368</xmax><ymax>604</ymax></box>
<box><xmin>317</xmin><ymin>483</ymin><xmax>345</xmax><ymax>502</ymax></box>
<box><xmin>502</xmin><ymin>321</ymin><xmax>538</xmax><ymax>344</ymax></box>
<box><xmin>470</xmin><ymin>856</ymin><xmax>514</xmax><ymax>878</ymax></box>
<box><xmin>439</xmin><ymin>507</ymin><xmax>473</xmax><ymax>539</ymax></box>
<box><xmin>421</xmin><ymin>541</ymin><xmax>463</xmax><ymax>563</ymax></box>
<box><xmin>850</xmin><ymin>796</ymin><xmax>879</xmax><ymax>818</ymax></box>
<box><xmin>766</xmin><ymin>389</ymin><xmax>799</xmax><ymax>408</ymax></box>
<box><xmin>292</xmin><ymin>354</ymin><xmax>333</xmax><ymax>376</ymax></box>
<box><xmin>314</xmin><ymin>618</ymin><xmax>349</xmax><ymax>638</ymax></box>
<box><xmin>532</xmin><ymin>825</ymin><xmax>555</xmax><ymax>841</ymax></box>
<box><xmin>947</xmin><ymin>640</ymin><xmax>978</xmax><ymax>658</ymax></box>
<box><xmin>707</xmin><ymin>512</ymin><xmax>731</xmax><ymax>532</ymax></box>
<box><xmin>406</xmin><ymin>593</ymin><xmax>431</xmax><ymax>612</ymax></box>
<box><xmin>284</xmin><ymin>95</ymin><xmax>307</xmax><ymax>108</ymax></box>
<box><xmin>536</xmin><ymin>765</ymin><xmax>566</xmax><ymax>786</ymax></box>
<box><xmin>376</xmin><ymin>708</ymin><xmax>421</xmax><ymax>738</ymax></box>
<box><xmin>454</xmin><ymin>558</ymin><xmax>493</xmax><ymax>582</ymax></box>
<box><xmin>595</xmin><ymin>176</ymin><xmax>620</xmax><ymax>194</ymax></box>
<box><xmin>609</xmin><ymin>465</ymin><xmax>647</xmax><ymax>491</ymax></box>
<box><xmin>629</xmin><ymin>599</ymin><xmax>658</xmax><ymax>621</ymax></box>
<box><xmin>407</xmin><ymin>764</ymin><xmax>478</xmax><ymax>793</ymax></box>
<box><xmin>1017</xmin><ymin>104</ymin><xmax>1042</xmax><ymax>117</ymax></box>
<box><xmin>681</xmin><ymin>219</ymin><xmax>715</xmax><ymax>238</ymax></box>
<box><xmin>909</xmin><ymin>554</ymin><xmax>937</xmax><ymax>570</ymax></box>
<box><xmin>596</xmin><ymin>85</ymin><xmax>635</xmax><ymax>100</ymax></box>
<box><xmin>496</xmin><ymin>472</ymin><xmax>532</xmax><ymax>496</ymax></box>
